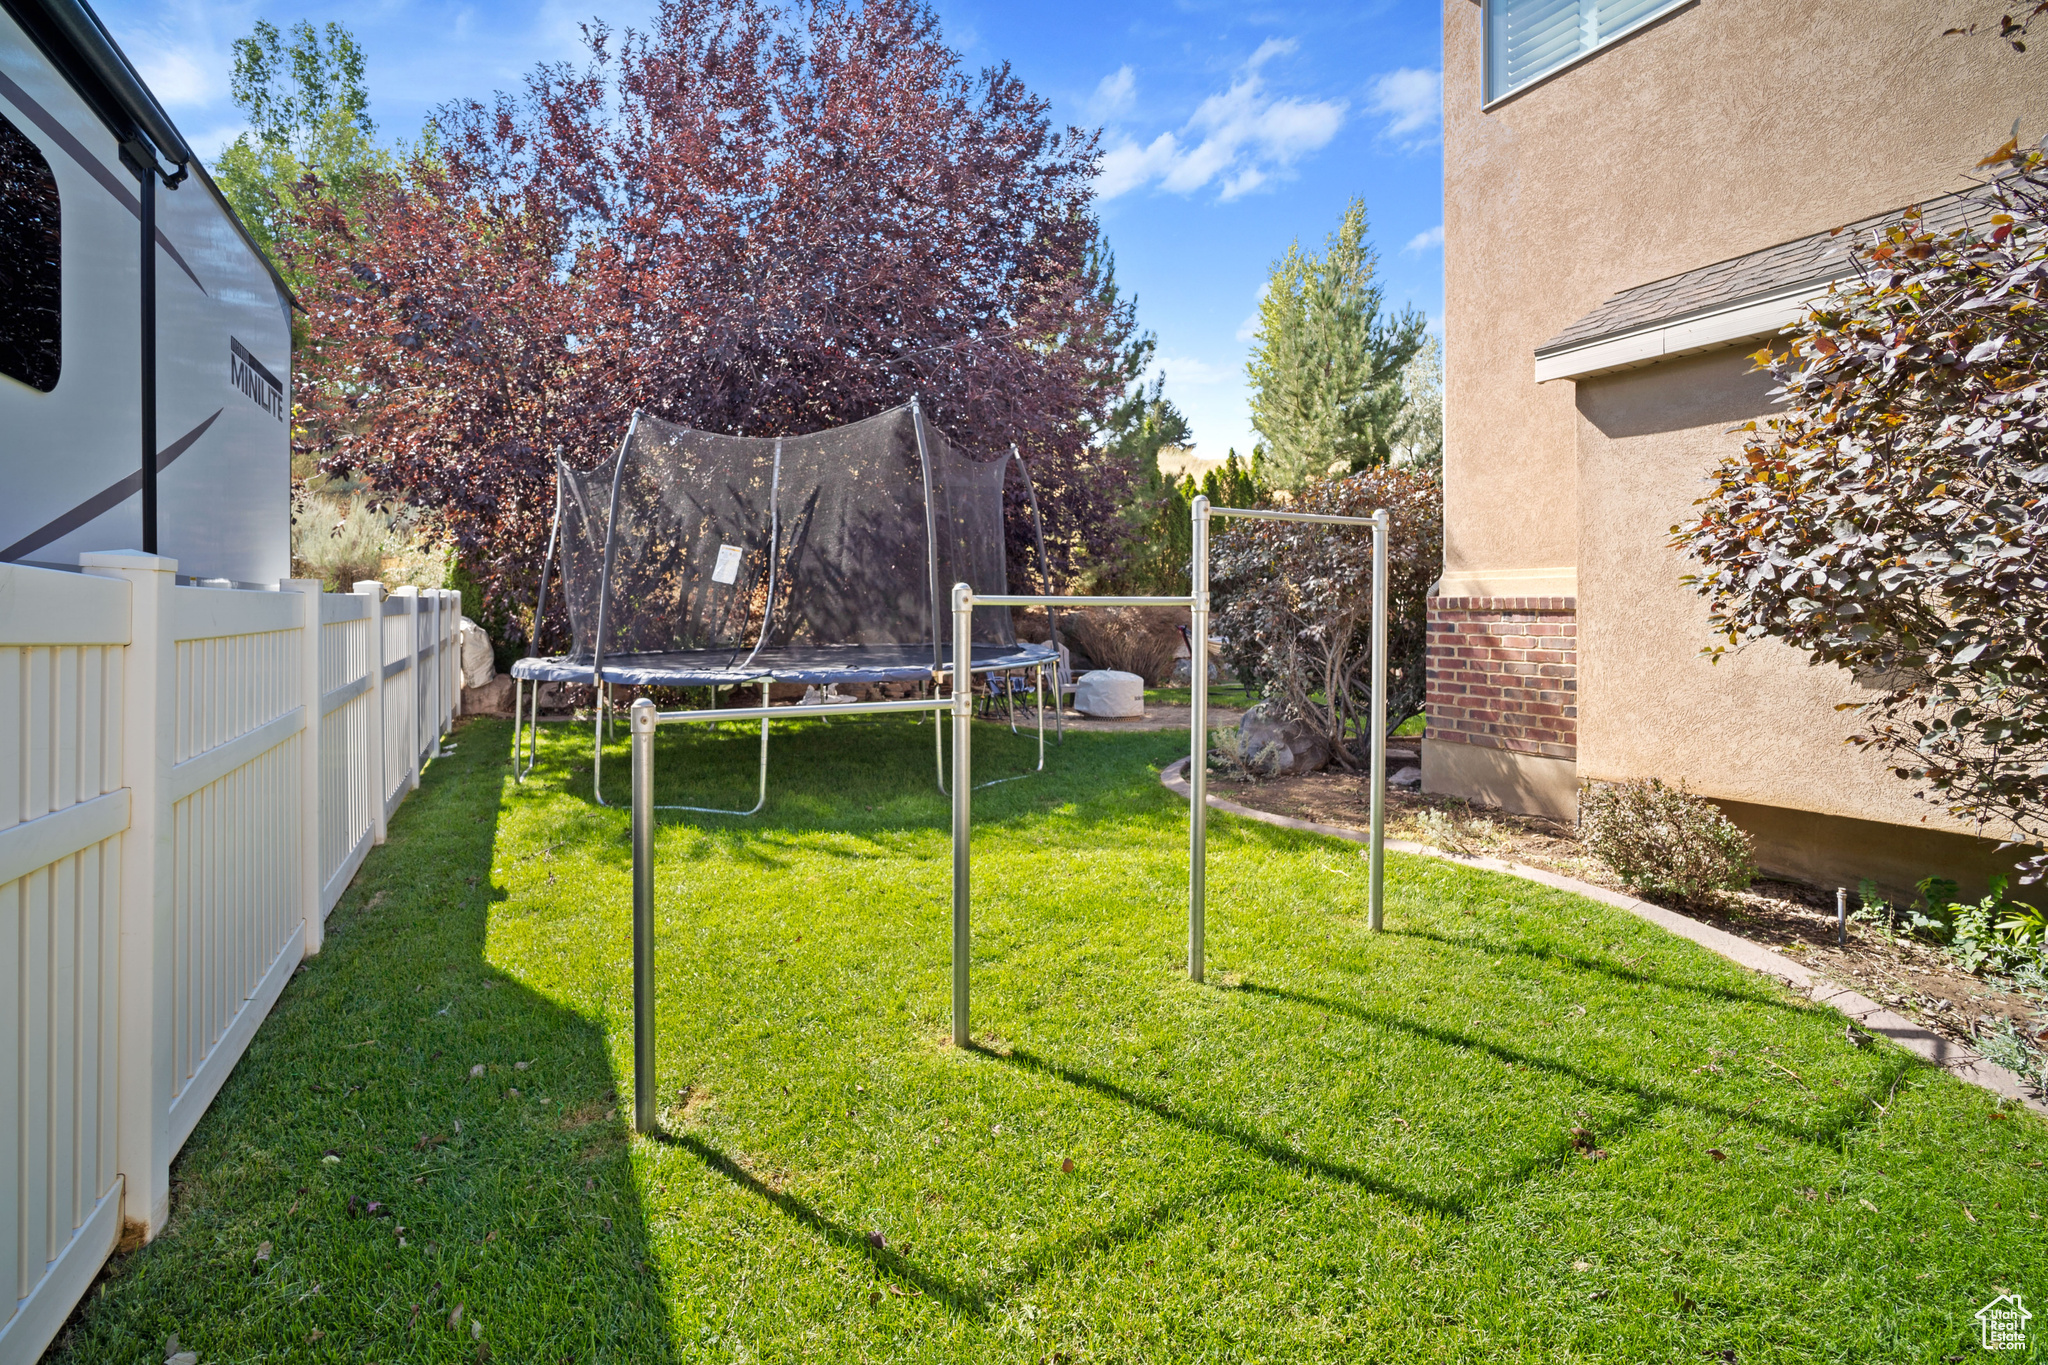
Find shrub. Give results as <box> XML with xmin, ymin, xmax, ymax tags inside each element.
<box><xmin>1209</xmin><ymin>466</ymin><xmax>1442</xmax><ymax>768</ymax></box>
<box><xmin>1579</xmin><ymin>778</ymin><xmax>1756</xmax><ymax>904</ymax></box>
<box><xmin>1671</xmin><ymin>142</ymin><xmax>2048</xmax><ymax>884</ymax></box>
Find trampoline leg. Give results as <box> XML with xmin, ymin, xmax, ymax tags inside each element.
<box><xmin>649</xmin><ymin>680</ymin><xmax>771</xmax><ymax>817</ymax></box>
<box><xmin>513</xmin><ymin>678</ymin><xmax>527</xmax><ymax>782</ymax></box>
<box><xmin>934</xmin><ymin>679</ymin><xmax>947</xmax><ymax>794</ymax></box>
<box><xmin>1035</xmin><ymin>663</ymin><xmax>1046</xmax><ymax>772</ymax></box>
<box><xmin>754</xmin><ymin>681</ymin><xmax>771</xmax><ymax>813</ymax></box>
<box><xmin>593</xmin><ymin>694</ymin><xmax>609</xmax><ymax>807</ymax></box>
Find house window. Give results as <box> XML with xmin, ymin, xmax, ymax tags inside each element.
<box><xmin>1</xmin><ymin>109</ymin><xmax>61</xmax><ymax>393</ymax></box>
<box><xmin>1486</xmin><ymin>0</ymin><xmax>1688</xmax><ymax>103</ymax></box>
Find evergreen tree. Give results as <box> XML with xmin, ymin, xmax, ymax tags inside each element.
<box><xmin>1246</xmin><ymin>199</ymin><xmax>1425</xmax><ymax>488</ymax></box>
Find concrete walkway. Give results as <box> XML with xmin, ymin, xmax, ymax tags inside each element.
<box><xmin>1159</xmin><ymin>758</ymin><xmax>2045</xmax><ymax>1115</ymax></box>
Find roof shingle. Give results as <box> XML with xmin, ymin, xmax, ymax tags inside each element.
<box><xmin>1535</xmin><ymin>188</ymin><xmax>1990</xmax><ymax>357</ymax></box>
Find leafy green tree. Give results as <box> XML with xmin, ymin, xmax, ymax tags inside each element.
<box><xmin>1246</xmin><ymin>198</ymin><xmax>1426</xmax><ymax>489</ymax></box>
<box><xmin>214</xmin><ymin>20</ymin><xmax>389</xmax><ymax>290</ymax></box>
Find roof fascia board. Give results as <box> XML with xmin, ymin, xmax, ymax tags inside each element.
<box><xmin>1533</xmin><ymin>276</ymin><xmax>1839</xmax><ymax>383</ymax></box>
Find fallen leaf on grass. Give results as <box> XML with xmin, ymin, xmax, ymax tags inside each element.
<box><xmin>514</xmin><ymin>1061</ymin><xmax>530</xmax><ymax>1071</ymax></box>
<box><xmin>165</xmin><ymin>1333</ymin><xmax>198</xmax><ymax>1365</ymax></box>
<box><xmin>1962</xmin><ymin>1205</ymin><xmax>1978</xmax><ymax>1224</ymax></box>
<box><xmin>414</xmin><ymin>1132</ymin><xmax>448</xmax><ymax>1153</ymax></box>
<box><xmin>409</xmin><ymin>1304</ymin><xmax>422</xmax><ymax>1328</ymax></box>
<box><xmin>307</xmin><ymin>1330</ymin><xmax>325</xmax><ymax>1343</ymax></box>
<box><xmin>1061</xmin><ymin>1158</ymin><xmax>1075</xmax><ymax>1174</ymax></box>
<box><xmin>868</xmin><ymin>1231</ymin><xmax>886</xmax><ymax>1250</ymax></box>
<box><xmin>1859</xmin><ymin>1198</ymin><xmax>1879</xmax><ymax>1214</ymax></box>
<box><xmin>449</xmin><ymin>1304</ymin><xmax>465</xmax><ymax>1330</ymax></box>
<box><xmin>253</xmin><ymin>1240</ymin><xmax>271</xmax><ymax>1262</ymax></box>
<box><xmin>469</xmin><ymin>1064</ymin><xmax>486</xmax><ymax>1079</ymax></box>
<box><xmin>1571</xmin><ymin>1260</ymin><xmax>1592</xmax><ymax>1272</ymax></box>
<box><xmin>1708</xmin><ymin>1149</ymin><xmax>1728</xmax><ymax>1163</ymax></box>
<box><xmin>868</xmin><ymin>1290</ymin><xmax>883</xmax><ymax>1307</ymax></box>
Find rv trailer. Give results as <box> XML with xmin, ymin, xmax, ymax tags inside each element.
<box><xmin>1</xmin><ymin>0</ymin><xmax>293</xmax><ymax>585</ymax></box>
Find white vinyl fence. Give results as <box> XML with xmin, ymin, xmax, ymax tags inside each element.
<box><xmin>1</xmin><ymin>553</ymin><xmax>458</xmax><ymax>1365</ymax></box>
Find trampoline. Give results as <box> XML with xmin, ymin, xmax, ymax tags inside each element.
<box><xmin>512</xmin><ymin>399</ymin><xmax>1062</xmax><ymax>810</ymax></box>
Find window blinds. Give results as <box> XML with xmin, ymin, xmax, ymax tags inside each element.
<box><xmin>1486</xmin><ymin>0</ymin><xmax>1685</xmax><ymax>102</ymax></box>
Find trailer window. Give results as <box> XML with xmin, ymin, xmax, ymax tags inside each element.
<box><xmin>1</xmin><ymin>110</ymin><xmax>61</xmax><ymax>393</ymax></box>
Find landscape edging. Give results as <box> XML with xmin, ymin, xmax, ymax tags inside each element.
<box><xmin>1158</xmin><ymin>757</ymin><xmax>2045</xmax><ymax>1116</ymax></box>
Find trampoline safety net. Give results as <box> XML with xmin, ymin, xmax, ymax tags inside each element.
<box><xmin>541</xmin><ymin>403</ymin><xmax>1035</xmax><ymax>686</ymax></box>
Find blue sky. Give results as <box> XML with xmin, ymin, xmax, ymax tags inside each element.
<box><xmin>98</xmin><ymin>0</ymin><xmax>1445</xmax><ymax>460</ymax></box>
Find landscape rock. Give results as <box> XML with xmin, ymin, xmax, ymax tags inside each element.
<box><xmin>458</xmin><ymin>616</ymin><xmax>496</xmax><ymax>688</ymax></box>
<box><xmin>1237</xmin><ymin>701</ymin><xmax>1330</xmax><ymax>775</ymax></box>
<box><xmin>464</xmin><ymin>674</ymin><xmax>515</xmax><ymax>717</ymax></box>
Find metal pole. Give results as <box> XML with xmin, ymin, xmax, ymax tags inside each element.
<box><xmin>1369</xmin><ymin>509</ymin><xmax>1389</xmax><ymax>933</ymax></box>
<box><xmin>630</xmin><ymin>698</ymin><xmax>658</xmax><ymax>1133</ymax></box>
<box><xmin>951</xmin><ymin>583</ymin><xmax>974</xmax><ymax>1047</ymax></box>
<box><xmin>1189</xmin><ymin>496</ymin><xmax>1210</xmax><ymax>982</ymax></box>
<box><xmin>1836</xmin><ymin>887</ymin><xmax>1847</xmax><ymax>947</ymax></box>
<box><xmin>137</xmin><ymin>157</ymin><xmax>157</xmax><ymax>554</ymax></box>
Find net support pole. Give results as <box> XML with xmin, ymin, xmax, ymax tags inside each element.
<box><xmin>1369</xmin><ymin>508</ymin><xmax>1389</xmax><ymax>933</ymax></box>
<box><xmin>950</xmin><ymin>582</ymin><xmax>974</xmax><ymax>1047</ymax></box>
<box><xmin>1189</xmin><ymin>495</ymin><xmax>1210</xmax><ymax>983</ymax></box>
<box><xmin>630</xmin><ymin>698</ymin><xmax>658</xmax><ymax>1133</ymax></box>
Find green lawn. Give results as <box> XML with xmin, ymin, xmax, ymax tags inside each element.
<box><xmin>51</xmin><ymin>716</ymin><xmax>2045</xmax><ymax>1363</ymax></box>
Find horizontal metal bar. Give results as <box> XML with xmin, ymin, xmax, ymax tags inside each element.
<box><xmin>651</xmin><ymin>696</ymin><xmax>948</xmax><ymax>725</ymax></box>
<box><xmin>967</xmin><ymin>593</ymin><xmax>1196</xmax><ymax>608</ymax></box>
<box><xmin>1205</xmin><ymin>506</ymin><xmax>1381</xmax><ymax>527</ymax></box>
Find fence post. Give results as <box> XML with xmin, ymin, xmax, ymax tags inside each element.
<box><xmin>391</xmin><ymin>586</ymin><xmax>421</xmax><ymax>789</ymax></box>
<box><xmin>283</xmin><ymin>579</ymin><xmax>325</xmax><ymax>955</ymax></box>
<box><xmin>354</xmin><ymin>581</ymin><xmax>388</xmax><ymax>845</ymax></box>
<box><xmin>424</xmin><ymin>587</ymin><xmax>442</xmax><ymax>752</ymax></box>
<box><xmin>443</xmin><ymin>589</ymin><xmax>459</xmax><ymax>736</ymax></box>
<box><xmin>80</xmin><ymin>551</ymin><xmax>177</xmax><ymax>1240</ymax></box>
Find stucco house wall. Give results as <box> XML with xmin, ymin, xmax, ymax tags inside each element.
<box><xmin>1432</xmin><ymin>0</ymin><xmax>2048</xmax><ymax>892</ymax></box>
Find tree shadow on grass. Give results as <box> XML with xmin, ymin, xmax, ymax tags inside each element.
<box><xmin>1238</xmin><ymin>981</ymin><xmax>1920</xmax><ymax>1156</ymax></box>
<box><xmin>1374</xmin><ymin>924</ymin><xmax>1813</xmax><ymax>1018</ymax></box>
<box><xmin>974</xmin><ymin>1044</ymin><xmax>1472</xmax><ymax>1219</ymax></box>
<box><xmin>46</xmin><ymin>717</ymin><xmax>681</xmax><ymax>1365</ymax></box>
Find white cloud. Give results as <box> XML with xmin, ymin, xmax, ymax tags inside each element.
<box><xmin>1367</xmin><ymin>67</ymin><xmax>1442</xmax><ymax>144</ymax></box>
<box><xmin>1155</xmin><ymin>354</ymin><xmax>1237</xmax><ymax>386</ymax></box>
<box><xmin>1096</xmin><ymin>42</ymin><xmax>1345</xmax><ymax>202</ymax></box>
<box><xmin>1403</xmin><ymin>224</ymin><xmax>1444</xmax><ymax>253</ymax></box>
<box><xmin>1087</xmin><ymin>64</ymin><xmax>1136</xmax><ymax>119</ymax></box>
<box><xmin>1246</xmin><ymin>37</ymin><xmax>1298</xmax><ymax>69</ymax></box>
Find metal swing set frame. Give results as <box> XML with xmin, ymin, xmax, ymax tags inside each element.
<box><xmin>622</xmin><ymin>495</ymin><xmax>1392</xmax><ymax>1133</ymax></box>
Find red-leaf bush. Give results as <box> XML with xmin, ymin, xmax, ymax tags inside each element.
<box><xmin>1672</xmin><ymin>142</ymin><xmax>2048</xmax><ymax>880</ymax></box>
<box><xmin>1210</xmin><ymin>468</ymin><xmax>1442</xmax><ymax>767</ymax></box>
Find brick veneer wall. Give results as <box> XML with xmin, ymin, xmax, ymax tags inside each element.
<box><xmin>1425</xmin><ymin>596</ymin><xmax>1577</xmax><ymax>761</ymax></box>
